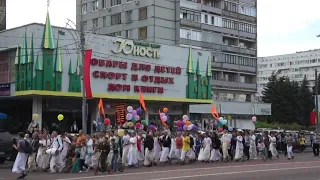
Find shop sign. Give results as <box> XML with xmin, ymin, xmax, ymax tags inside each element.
<box><xmin>0</xmin><ymin>83</ymin><xmax>10</xmax><ymax>96</ymax></box>
<box><xmin>90</xmin><ymin>58</ymin><xmax>181</xmax><ymax>94</ymax></box>
<box><xmin>111</xmin><ymin>38</ymin><xmax>161</xmax><ymax>59</ymax></box>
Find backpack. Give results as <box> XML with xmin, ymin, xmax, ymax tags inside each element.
<box><xmin>23</xmin><ymin>140</ymin><xmax>33</xmax><ymax>154</ymax></box>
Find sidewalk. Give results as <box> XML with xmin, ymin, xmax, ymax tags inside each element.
<box><xmin>0</xmin><ymin>161</ymin><xmax>13</xmax><ymax>169</ymax></box>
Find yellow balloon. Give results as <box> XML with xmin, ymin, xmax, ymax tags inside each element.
<box><xmin>118</xmin><ymin>129</ymin><xmax>124</xmax><ymax>137</ymax></box>
<box><xmin>57</xmin><ymin>114</ymin><xmax>64</xmax><ymax>121</ymax></box>
<box><xmin>127</xmin><ymin>122</ymin><xmax>134</xmax><ymax>127</ymax></box>
<box><xmin>33</xmin><ymin>114</ymin><xmax>39</xmax><ymax>120</ymax></box>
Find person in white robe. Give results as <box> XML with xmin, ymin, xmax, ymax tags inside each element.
<box><xmin>175</xmin><ymin>133</ymin><xmax>183</xmax><ymax>161</ymax></box>
<box><xmin>202</xmin><ymin>133</ymin><xmax>212</xmax><ymax>162</ymax></box>
<box><xmin>137</xmin><ymin>132</ymin><xmax>145</xmax><ymax>163</ymax></box>
<box><xmin>60</xmin><ymin>132</ymin><xmax>71</xmax><ymax>170</ymax></box>
<box><xmin>269</xmin><ymin>133</ymin><xmax>279</xmax><ymax>158</ymax></box>
<box><xmin>49</xmin><ymin>131</ymin><xmax>63</xmax><ymax>173</ymax></box>
<box><xmin>153</xmin><ymin>133</ymin><xmax>161</xmax><ymax>164</ymax></box>
<box><xmin>234</xmin><ymin>131</ymin><xmax>244</xmax><ymax>161</ymax></box>
<box><xmin>168</xmin><ymin>135</ymin><xmax>176</xmax><ymax>159</ymax></box>
<box><xmin>37</xmin><ymin>132</ymin><xmax>51</xmax><ymax>171</ymax></box>
<box><xmin>220</xmin><ymin>129</ymin><xmax>230</xmax><ymax>161</ymax></box>
<box><xmin>249</xmin><ymin>131</ymin><xmax>257</xmax><ymax>159</ymax></box>
<box><xmin>159</xmin><ymin>131</ymin><xmax>171</xmax><ymax>164</ymax></box>
<box><xmin>210</xmin><ymin>133</ymin><xmax>222</xmax><ymax>162</ymax></box>
<box><xmin>12</xmin><ymin>132</ymin><xmax>28</xmax><ymax>179</ymax></box>
<box><xmin>197</xmin><ymin>135</ymin><xmax>205</xmax><ymax>161</ymax></box>
<box><xmin>144</xmin><ymin>131</ymin><xmax>154</xmax><ymax>167</ymax></box>
<box><xmin>127</xmin><ymin>133</ymin><xmax>138</xmax><ymax>167</ymax></box>
<box><xmin>122</xmin><ymin>131</ymin><xmax>130</xmax><ymax>166</ymax></box>
<box><xmin>85</xmin><ymin>135</ymin><xmax>94</xmax><ymax>169</ymax></box>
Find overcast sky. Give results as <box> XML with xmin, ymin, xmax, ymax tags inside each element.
<box><xmin>6</xmin><ymin>0</ymin><xmax>320</xmax><ymax>57</ymax></box>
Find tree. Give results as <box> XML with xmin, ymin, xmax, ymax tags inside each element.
<box><xmin>299</xmin><ymin>76</ymin><xmax>314</xmax><ymax>127</ymax></box>
<box><xmin>262</xmin><ymin>72</ymin><xmax>277</xmax><ymax>103</ymax></box>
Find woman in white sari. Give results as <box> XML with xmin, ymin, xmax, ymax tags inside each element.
<box><xmin>128</xmin><ymin>132</ymin><xmax>138</xmax><ymax>167</ymax></box>
<box><xmin>202</xmin><ymin>133</ymin><xmax>212</xmax><ymax>162</ymax></box>
<box><xmin>36</xmin><ymin>132</ymin><xmax>51</xmax><ymax>171</ymax></box>
<box><xmin>169</xmin><ymin>135</ymin><xmax>176</xmax><ymax>159</ymax></box>
<box><xmin>85</xmin><ymin>135</ymin><xmax>94</xmax><ymax>168</ymax></box>
<box><xmin>234</xmin><ymin>130</ymin><xmax>244</xmax><ymax>161</ymax></box>
<box><xmin>12</xmin><ymin>132</ymin><xmax>29</xmax><ymax>179</ymax></box>
<box><xmin>153</xmin><ymin>132</ymin><xmax>161</xmax><ymax>164</ymax></box>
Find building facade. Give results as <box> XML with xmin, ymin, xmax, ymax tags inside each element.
<box><xmin>0</xmin><ymin>0</ymin><xmax>5</xmax><ymax>31</ymax></box>
<box><xmin>76</xmin><ymin>0</ymin><xmax>258</xmax><ymax>103</ymax></box>
<box><xmin>257</xmin><ymin>49</ymin><xmax>320</xmax><ymax>100</ymax></box>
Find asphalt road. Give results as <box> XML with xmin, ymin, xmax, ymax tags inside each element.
<box><xmin>1</xmin><ymin>153</ymin><xmax>320</xmax><ymax>180</ymax></box>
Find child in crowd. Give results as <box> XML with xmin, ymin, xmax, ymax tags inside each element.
<box><xmin>71</xmin><ymin>144</ymin><xmax>81</xmax><ymax>173</ymax></box>
<box><xmin>80</xmin><ymin>141</ymin><xmax>88</xmax><ymax>172</ymax></box>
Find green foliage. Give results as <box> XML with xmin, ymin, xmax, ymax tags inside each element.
<box><xmin>261</xmin><ymin>74</ymin><xmax>314</xmax><ymax>127</ymax></box>
<box><xmin>255</xmin><ymin>121</ymin><xmax>306</xmax><ymax>130</ymax></box>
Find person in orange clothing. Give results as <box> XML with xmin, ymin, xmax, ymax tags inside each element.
<box><xmin>76</xmin><ymin>130</ymin><xmax>87</xmax><ymax>146</ymax></box>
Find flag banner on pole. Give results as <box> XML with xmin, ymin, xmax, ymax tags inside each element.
<box><xmin>98</xmin><ymin>98</ymin><xmax>105</xmax><ymax>119</ymax></box>
<box><xmin>211</xmin><ymin>105</ymin><xmax>219</xmax><ymax>119</ymax></box>
<box><xmin>139</xmin><ymin>90</ymin><xmax>147</xmax><ymax>112</ymax></box>
<box><xmin>84</xmin><ymin>49</ymin><xmax>93</xmax><ymax>99</ymax></box>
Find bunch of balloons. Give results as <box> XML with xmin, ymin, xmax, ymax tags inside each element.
<box><xmin>252</xmin><ymin>116</ymin><xmax>259</xmax><ymax>126</ymax></box>
<box><xmin>126</xmin><ymin>106</ymin><xmax>142</xmax><ymax>123</ymax></box>
<box><xmin>216</xmin><ymin>117</ymin><xmax>227</xmax><ymax>128</ymax></box>
<box><xmin>159</xmin><ymin>107</ymin><xmax>169</xmax><ymax>122</ymax></box>
<box><xmin>175</xmin><ymin>114</ymin><xmax>198</xmax><ymax>132</ymax></box>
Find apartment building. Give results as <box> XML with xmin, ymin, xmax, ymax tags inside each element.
<box><xmin>257</xmin><ymin>49</ymin><xmax>320</xmax><ymax>100</ymax></box>
<box><xmin>76</xmin><ymin>0</ymin><xmax>258</xmax><ymax>103</ymax></box>
<box><xmin>0</xmin><ymin>0</ymin><xmax>5</xmax><ymax>31</ymax></box>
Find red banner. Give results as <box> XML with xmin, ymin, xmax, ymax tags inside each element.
<box><xmin>310</xmin><ymin>110</ymin><xmax>316</xmax><ymax>126</ymax></box>
<box><xmin>84</xmin><ymin>49</ymin><xmax>93</xmax><ymax>98</ymax></box>
<box><xmin>115</xmin><ymin>104</ymin><xmax>126</xmax><ymax>125</ymax></box>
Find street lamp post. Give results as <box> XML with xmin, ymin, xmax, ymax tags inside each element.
<box><xmin>80</xmin><ymin>0</ymin><xmax>87</xmax><ymax>134</ymax></box>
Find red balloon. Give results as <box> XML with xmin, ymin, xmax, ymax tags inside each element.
<box><xmin>104</xmin><ymin>118</ymin><xmax>110</xmax><ymax>125</ymax></box>
<box><xmin>218</xmin><ymin>128</ymin><xmax>223</xmax><ymax>133</ymax></box>
<box><xmin>176</xmin><ymin>120</ymin><xmax>181</xmax><ymax>127</ymax></box>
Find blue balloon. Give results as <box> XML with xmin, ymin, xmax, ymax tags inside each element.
<box><xmin>227</xmin><ymin>134</ymin><xmax>232</xmax><ymax>139</ymax></box>
<box><xmin>228</xmin><ymin>127</ymin><xmax>233</xmax><ymax>131</ymax></box>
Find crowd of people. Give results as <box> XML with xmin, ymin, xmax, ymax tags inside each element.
<box><xmin>10</xmin><ymin>126</ymin><xmax>320</xmax><ymax>179</ymax></box>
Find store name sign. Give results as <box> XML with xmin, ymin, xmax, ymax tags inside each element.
<box><xmin>90</xmin><ymin>58</ymin><xmax>181</xmax><ymax>94</ymax></box>
<box><xmin>111</xmin><ymin>38</ymin><xmax>161</xmax><ymax>59</ymax></box>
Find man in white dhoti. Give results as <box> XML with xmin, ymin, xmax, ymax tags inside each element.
<box><xmin>12</xmin><ymin>132</ymin><xmax>29</xmax><ymax>179</ymax></box>
<box><xmin>49</xmin><ymin>131</ymin><xmax>63</xmax><ymax>173</ymax></box>
<box><xmin>202</xmin><ymin>133</ymin><xmax>212</xmax><ymax>162</ymax></box>
<box><xmin>269</xmin><ymin>133</ymin><xmax>279</xmax><ymax>159</ymax></box>
<box><xmin>249</xmin><ymin>131</ymin><xmax>257</xmax><ymax>159</ymax></box>
<box><xmin>144</xmin><ymin>131</ymin><xmax>154</xmax><ymax>167</ymax></box>
<box><xmin>128</xmin><ymin>132</ymin><xmax>138</xmax><ymax>167</ymax></box>
<box><xmin>234</xmin><ymin>130</ymin><xmax>244</xmax><ymax>161</ymax></box>
<box><xmin>159</xmin><ymin>131</ymin><xmax>171</xmax><ymax>164</ymax></box>
<box><xmin>221</xmin><ymin>129</ymin><xmax>230</xmax><ymax>161</ymax></box>
<box><xmin>122</xmin><ymin>131</ymin><xmax>130</xmax><ymax>166</ymax></box>
<box><xmin>37</xmin><ymin>132</ymin><xmax>51</xmax><ymax>171</ymax></box>
<box><xmin>60</xmin><ymin>132</ymin><xmax>71</xmax><ymax>171</ymax></box>
<box><xmin>153</xmin><ymin>132</ymin><xmax>161</xmax><ymax>165</ymax></box>
<box><xmin>137</xmin><ymin>132</ymin><xmax>145</xmax><ymax>164</ymax></box>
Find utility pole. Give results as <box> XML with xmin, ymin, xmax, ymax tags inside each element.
<box><xmin>316</xmin><ymin>69</ymin><xmax>319</xmax><ymax>133</ymax></box>
<box><xmin>80</xmin><ymin>0</ymin><xmax>87</xmax><ymax>134</ymax></box>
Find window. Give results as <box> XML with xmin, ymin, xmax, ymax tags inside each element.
<box><xmin>111</xmin><ymin>13</ymin><xmax>121</xmax><ymax>25</ymax></box>
<box><xmin>238</xmin><ymin>56</ymin><xmax>257</xmax><ymax>67</ymax></box>
<box><xmin>102</xmin><ymin>0</ymin><xmax>107</xmax><ymax>9</ymax></box>
<box><xmin>112</xmin><ymin>32</ymin><xmax>121</xmax><ymax>36</ymax></box>
<box><xmin>204</xmin><ymin>14</ymin><xmax>208</xmax><ymax>24</ymax></box>
<box><xmin>224</xmin><ymin>1</ymin><xmax>238</xmax><ymax>13</ymax></box>
<box><xmin>222</xmin><ymin>18</ymin><xmax>238</xmax><ymax>30</ymax></box>
<box><xmin>82</xmin><ymin>21</ymin><xmax>87</xmax><ymax>30</ymax></box>
<box><xmin>224</xmin><ymin>54</ymin><xmax>237</xmax><ymax>64</ymax></box>
<box><xmin>204</xmin><ymin>0</ymin><xmax>216</xmax><ymax>7</ymax></box>
<box><xmin>139</xmin><ymin>7</ymin><xmax>147</xmax><ymax>20</ymax></box>
<box><xmin>127</xmin><ymin>0</ymin><xmax>133</xmax><ymax>2</ymax></box>
<box><xmin>125</xmin><ymin>30</ymin><xmax>133</xmax><ymax>38</ymax></box>
<box><xmin>92</xmin><ymin>18</ymin><xmax>98</xmax><ymax>28</ymax></box>
<box><xmin>92</xmin><ymin>0</ymin><xmax>99</xmax><ymax>11</ymax></box>
<box><xmin>82</xmin><ymin>3</ymin><xmax>87</xmax><ymax>14</ymax></box>
<box><xmin>111</xmin><ymin>0</ymin><xmax>121</xmax><ymax>6</ymax></box>
<box><xmin>126</xmin><ymin>10</ymin><xmax>132</xmax><ymax>22</ymax></box>
<box><xmin>180</xmin><ymin>29</ymin><xmax>201</xmax><ymax>41</ymax></box>
<box><xmin>181</xmin><ymin>9</ymin><xmax>200</xmax><ymax>22</ymax></box>
<box><xmin>139</xmin><ymin>27</ymin><xmax>147</xmax><ymax>39</ymax></box>
<box><xmin>103</xmin><ymin>16</ymin><xmax>107</xmax><ymax>27</ymax></box>
<box><xmin>239</xmin><ymin>22</ymin><xmax>256</xmax><ymax>33</ymax></box>
<box><xmin>239</xmin><ymin>4</ymin><xmax>256</xmax><ymax>17</ymax></box>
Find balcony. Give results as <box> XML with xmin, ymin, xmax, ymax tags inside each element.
<box><xmin>239</xmin><ymin>31</ymin><xmax>256</xmax><ymax>39</ymax></box>
<box><xmin>211</xmin><ymin>80</ymin><xmax>256</xmax><ymax>91</ymax></box>
<box><xmin>201</xmin><ymin>4</ymin><xmax>222</xmax><ymax>14</ymax></box>
<box><xmin>222</xmin><ymin>45</ymin><xmax>239</xmax><ymax>53</ymax></box>
<box><xmin>239</xmin><ymin>65</ymin><xmax>256</xmax><ymax>73</ymax></box>
<box><xmin>202</xmin><ymin>42</ymin><xmax>222</xmax><ymax>51</ymax></box>
<box><xmin>180</xmin><ymin>0</ymin><xmax>201</xmax><ymax>10</ymax></box>
<box><xmin>222</xmin><ymin>28</ymin><xmax>239</xmax><ymax>36</ymax></box>
<box><xmin>180</xmin><ymin>38</ymin><xmax>202</xmax><ymax>47</ymax></box>
<box><xmin>239</xmin><ymin>48</ymin><xmax>256</xmax><ymax>56</ymax></box>
<box><xmin>180</xmin><ymin>19</ymin><xmax>201</xmax><ymax>29</ymax></box>
<box><xmin>202</xmin><ymin>24</ymin><xmax>223</xmax><ymax>33</ymax></box>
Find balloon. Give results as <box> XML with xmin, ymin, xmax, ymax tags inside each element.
<box><xmin>134</xmin><ymin>115</ymin><xmax>140</xmax><ymax>121</ymax></box>
<box><xmin>176</xmin><ymin>120</ymin><xmax>181</xmax><ymax>127</ymax></box>
<box><xmin>57</xmin><ymin>114</ymin><xmax>64</xmax><ymax>121</ymax></box>
<box><xmin>163</xmin><ymin>108</ymin><xmax>168</xmax><ymax>113</ymax></box>
<box><xmin>227</xmin><ymin>134</ymin><xmax>232</xmax><ymax>139</ymax></box>
<box><xmin>105</xmin><ymin>104</ymin><xmax>111</xmax><ymax>109</ymax></box>
<box><xmin>136</xmin><ymin>122</ymin><xmax>141</xmax><ymax>129</ymax></box>
<box><xmin>187</xmin><ymin>125</ymin><xmax>193</xmax><ymax>130</ymax></box>
<box><xmin>252</xmin><ymin>116</ymin><xmax>257</xmax><ymax>122</ymax></box>
<box><xmin>182</xmin><ymin>115</ymin><xmax>189</xmax><ymax>121</ymax></box>
<box><xmin>118</xmin><ymin>129</ymin><xmax>125</xmax><ymax>137</ymax></box>
<box><xmin>183</xmin><ymin>125</ymin><xmax>188</xmax><ymax>131</ymax></box>
<box><xmin>180</xmin><ymin>121</ymin><xmax>185</xmax><ymax>127</ymax></box>
<box><xmin>127</xmin><ymin>122</ymin><xmax>134</xmax><ymax>127</ymax></box>
<box><xmin>104</xmin><ymin>118</ymin><xmax>110</xmax><ymax>125</ymax></box>
<box><xmin>136</xmin><ymin>108</ymin><xmax>142</xmax><ymax>115</ymax></box>
<box><xmin>218</xmin><ymin>128</ymin><xmax>223</xmax><ymax>133</ymax></box>
<box><xmin>126</xmin><ymin>113</ymin><xmax>133</xmax><ymax>121</ymax></box>
<box><xmin>219</xmin><ymin>117</ymin><xmax>224</xmax><ymax>122</ymax></box>
<box><xmin>222</xmin><ymin>119</ymin><xmax>227</xmax><ymax>125</ymax></box>
<box><xmin>192</xmin><ymin>125</ymin><xmax>198</xmax><ymax>131</ymax></box>
<box><xmin>141</xmin><ymin>120</ymin><xmax>147</xmax><ymax>125</ymax></box>
<box><xmin>33</xmin><ymin>114</ymin><xmax>39</xmax><ymax>120</ymax></box>
<box><xmin>185</xmin><ymin>121</ymin><xmax>191</xmax><ymax>126</ymax></box>
<box><xmin>149</xmin><ymin>125</ymin><xmax>156</xmax><ymax>130</ymax></box>
<box><xmin>162</xmin><ymin>116</ymin><xmax>168</xmax><ymax>121</ymax></box>
<box><xmin>127</xmin><ymin>106</ymin><xmax>133</xmax><ymax>112</ymax></box>
<box><xmin>228</xmin><ymin>127</ymin><xmax>233</xmax><ymax>131</ymax></box>
<box><xmin>132</xmin><ymin>110</ymin><xmax>137</xmax><ymax>116</ymax></box>
<box><xmin>160</xmin><ymin>113</ymin><xmax>165</xmax><ymax>118</ymax></box>
<box><xmin>177</xmin><ymin>127</ymin><xmax>183</xmax><ymax>131</ymax></box>
<box><xmin>254</xmin><ymin>121</ymin><xmax>259</xmax><ymax>126</ymax></box>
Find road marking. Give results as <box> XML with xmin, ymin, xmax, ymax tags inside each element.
<box><xmin>55</xmin><ymin>160</ymin><xmax>320</xmax><ymax>180</ymax></box>
<box><xmin>148</xmin><ymin>166</ymin><xmax>320</xmax><ymax>180</ymax></box>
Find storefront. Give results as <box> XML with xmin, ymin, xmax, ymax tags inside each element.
<box><xmin>0</xmin><ymin>12</ymin><xmax>212</xmax><ymax>133</ymax></box>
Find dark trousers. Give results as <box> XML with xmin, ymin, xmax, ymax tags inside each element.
<box><xmin>244</xmin><ymin>146</ymin><xmax>250</xmax><ymax>160</ymax></box>
<box><xmin>313</xmin><ymin>144</ymin><xmax>319</xmax><ymax>156</ymax></box>
<box><xmin>80</xmin><ymin>159</ymin><xmax>88</xmax><ymax>171</ymax></box>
